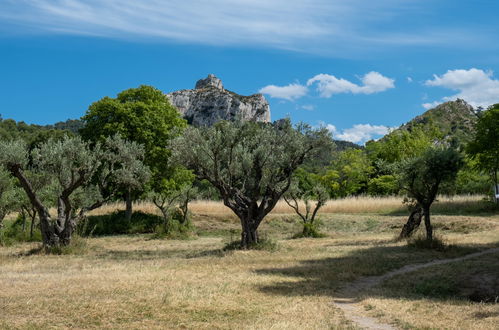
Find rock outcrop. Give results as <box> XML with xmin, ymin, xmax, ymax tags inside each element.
<box><xmin>166</xmin><ymin>74</ymin><xmax>271</xmax><ymax>126</ymax></box>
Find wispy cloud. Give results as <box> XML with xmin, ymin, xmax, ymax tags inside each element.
<box><xmin>0</xmin><ymin>0</ymin><xmax>491</xmax><ymax>55</ymax></box>
<box><xmin>307</xmin><ymin>72</ymin><xmax>395</xmax><ymax>97</ymax></box>
<box><xmin>424</xmin><ymin>68</ymin><xmax>499</xmax><ymax>108</ymax></box>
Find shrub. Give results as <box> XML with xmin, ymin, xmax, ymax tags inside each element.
<box><xmin>78</xmin><ymin>211</ymin><xmax>163</xmax><ymax>236</ymax></box>
<box><xmin>407</xmin><ymin>234</ymin><xmax>447</xmax><ymax>251</ymax></box>
<box><xmin>152</xmin><ymin>219</ymin><xmax>194</xmax><ymax>240</ymax></box>
<box><xmin>292</xmin><ymin>222</ymin><xmax>327</xmax><ymax>238</ymax></box>
<box><xmin>223</xmin><ymin>237</ymin><xmax>279</xmax><ymax>252</ymax></box>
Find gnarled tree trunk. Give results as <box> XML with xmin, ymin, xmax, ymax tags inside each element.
<box><xmin>240</xmin><ymin>216</ymin><xmax>260</xmax><ymax>248</ymax></box>
<box><xmin>399</xmin><ymin>206</ymin><xmax>423</xmax><ymax>239</ymax></box>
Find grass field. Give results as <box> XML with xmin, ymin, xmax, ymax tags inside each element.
<box><xmin>1</xmin><ymin>196</ymin><xmax>498</xmax><ymax>329</ymax></box>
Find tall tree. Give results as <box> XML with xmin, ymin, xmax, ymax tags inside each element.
<box><xmin>321</xmin><ymin>149</ymin><xmax>373</xmax><ymax>198</ymax></box>
<box><xmin>399</xmin><ymin>148</ymin><xmax>463</xmax><ymax>241</ymax></box>
<box><xmin>467</xmin><ymin>104</ymin><xmax>499</xmax><ymax>203</ymax></box>
<box><xmin>171</xmin><ymin>120</ymin><xmax>332</xmax><ymax>248</ymax></box>
<box><xmin>80</xmin><ymin>85</ymin><xmax>186</xmax><ymax>220</ymax></box>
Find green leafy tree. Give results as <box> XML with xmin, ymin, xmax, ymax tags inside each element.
<box><xmin>467</xmin><ymin>104</ymin><xmax>499</xmax><ymax>203</ymax></box>
<box><xmin>367</xmin><ymin>175</ymin><xmax>398</xmax><ymax>196</ymax></box>
<box><xmin>399</xmin><ymin>148</ymin><xmax>463</xmax><ymax>241</ymax></box>
<box><xmin>80</xmin><ymin>85</ymin><xmax>187</xmax><ymax>220</ymax></box>
<box><xmin>366</xmin><ymin>124</ymin><xmax>441</xmax><ymax>163</ymax></box>
<box><xmin>321</xmin><ymin>149</ymin><xmax>373</xmax><ymax>197</ymax></box>
<box><xmin>283</xmin><ymin>168</ymin><xmax>329</xmax><ymax>237</ymax></box>
<box><xmin>170</xmin><ymin>120</ymin><xmax>332</xmax><ymax>248</ymax></box>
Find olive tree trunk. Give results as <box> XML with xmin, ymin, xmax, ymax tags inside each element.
<box><xmin>422</xmin><ymin>205</ymin><xmax>433</xmax><ymax>241</ymax></box>
<box><xmin>399</xmin><ymin>206</ymin><xmax>423</xmax><ymax>239</ymax></box>
<box><xmin>125</xmin><ymin>188</ymin><xmax>133</xmax><ymax>222</ymax></box>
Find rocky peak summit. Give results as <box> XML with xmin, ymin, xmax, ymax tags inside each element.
<box><xmin>195</xmin><ymin>74</ymin><xmax>224</xmax><ymax>90</ymax></box>
<box><xmin>166</xmin><ymin>74</ymin><xmax>270</xmax><ymax>127</ymax></box>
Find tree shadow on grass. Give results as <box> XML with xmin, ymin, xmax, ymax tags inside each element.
<box><xmin>93</xmin><ymin>247</ymin><xmax>227</xmax><ymax>261</ymax></box>
<box><xmin>254</xmin><ymin>240</ymin><xmax>499</xmax><ymax>303</ymax></box>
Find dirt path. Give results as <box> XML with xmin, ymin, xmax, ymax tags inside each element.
<box><xmin>332</xmin><ymin>247</ymin><xmax>499</xmax><ymax>330</ymax></box>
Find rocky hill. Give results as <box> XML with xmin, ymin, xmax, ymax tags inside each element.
<box><xmin>166</xmin><ymin>74</ymin><xmax>271</xmax><ymax>126</ymax></box>
<box><xmin>385</xmin><ymin>99</ymin><xmax>478</xmax><ymax>147</ymax></box>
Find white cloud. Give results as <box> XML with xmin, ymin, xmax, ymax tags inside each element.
<box><xmin>259</xmin><ymin>83</ymin><xmax>308</xmax><ymax>101</ymax></box>
<box><xmin>307</xmin><ymin>72</ymin><xmax>395</xmax><ymax>98</ymax></box>
<box><xmin>407</xmin><ymin>77</ymin><xmax>413</xmax><ymax>83</ymax></box>
<box><xmin>300</xmin><ymin>104</ymin><xmax>315</xmax><ymax>111</ymax></box>
<box><xmin>422</xmin><ymin>101</ymin><xmax>440</xmax><ymax>110</ymax></box>
<box><xmin>324</xmin><ymin>123</ymin><xmax>391</xmax><ymax>144</ymax></box>
<box><xmin>0</xmin><ymin>1</ymin><xmax>492</xmax><ymax>55</ymax></box>
<box><xmin>424</xmin><ymin>68</ymin><xmax>499</xmax><ymax>108</ymax></box>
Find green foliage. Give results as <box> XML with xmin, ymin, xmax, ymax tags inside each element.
<box><xmin>0</xmin><ymin>117</ymin><xmax>72</xmax><ymax>149</ymax></box>
<box><xmin>32</xmin><ymin>136</ymin><xmax>102</xmax><ymax>193</ymax></box>
<box><xmin>152</xmin><ymin>218</ymin><xmax>194</xmax><ymax>240</ymax></box>
<box><xmin>45</xmin><ymin>235</ymin><xmax>89</xmax><ymax>255</ymax></box>
<box><xmin>79</xmin><ymin>211</ymin><xmax>163</xmax><ymax>236</ymax></box>
<box><xmin>293</xmin><ymin>222</ymin><xmax>326</xmax><ymax>238</ymax></box>
<box><xmin>467</xmin><ymin>104</ymin><xmax>499</xmax><ymax>197</ymax></box>
<box><xmin>223</xmin><ymin>237</ymin><xmax>279</xmax><ymax>252</ymax></box>
<box><xmin>321</xmin><ymin>149</ymin><xmax>373</xmax><ymax>197</ymax></box>
<box><xmin>368</xmin><ymin>175</ymin><xmax>398</xmax><ymax>196</ymax></box>
<box><xmin>284</xmin><ymin>168</ymin><xmax>328</xmax><ymax>237</ymax></box>
<box><xmin>407</xmin><ymin>234</ymin><xmax>448</xmax><ymax>251</ymax></box>
<box><xmin>80</xmin><ymin>85</ymin><xmax>187</xmax><ymax>179</ymax></box>
<box><xmin>0</xmin><ymin>216</ymin><xmax>42</xmax><ymax>246</ymax></box>
<box><xmin>170</xmin><ymin>119</ymin><xmax>332</xmax><ymax>248</ymax></box>
<box><xmin>454</xmin><ymin>157</ymin><xmax>491</xmax><ymax>195</ymax></box>
<box><xmin>400</xmin><ymin>148</ymin><xmax>464</xmax><ymax>207</ymax></box>
<box><xmin>171</xmin><ymin>120</ymin><xmax>332</xmax><ymax>202</ymax></box>
<box><xmin>0</xmin><ymin>168</ymin><xmax>21</xmax><ymax>222</ymax></box>
<box><xmin>366</xmin><ymin>124</ymin><xmax>440</xmax><ymax>164</ymax></box>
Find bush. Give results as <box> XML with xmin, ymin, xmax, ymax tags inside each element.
<box><xmin>293</xmin><ymin>222</ymin><xmax>327</xmax><ymax>238</ymax></box>
<box><xmin>45</xmin><ymin>235</ymin><xmax>89</xmax><ymax>255</ymax></box>
<box><xmin>78</xmin><ymin>211</ymin><xmax>163</xmax><ymax>236</ymax></box>
<box><xmin>407</xmin><ymin>234</ymin><xmax>447</xmax><ymax>251</ymax></box>
<box><xmin>223</xmin><ymin>237</ymin><xmax>279</xmax><ymax>251</ymax></box>
<box><xmin>151</xmin><ymin>219</ymin><xmax>194</xmax><ymax>240</ymax></box>
<box><xmin>0</xmin><ymin>216</ymin><xmax>41</xmax><ymax>246</ymax></box>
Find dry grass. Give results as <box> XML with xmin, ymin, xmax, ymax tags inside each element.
<box><xmin>1</xmin><ymin>210</ymin><xmax>498</xmax><ymax>329</ymax></box>
<box><xmin>89</xmin><ymin>194</ymin><xmax>490</xmax><ymax>217</ymax></box>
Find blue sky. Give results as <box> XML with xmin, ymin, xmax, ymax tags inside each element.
<box><xmin>1</xmin><ymin>0</ymin><xmax>499</xmax><ymax>144</ymax></box>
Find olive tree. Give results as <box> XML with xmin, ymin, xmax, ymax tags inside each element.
<box><xmin>399</xmin><ymin>148</ymin><xmax>463</xmax><ymax>241</ymax></box>
<box><xmin>77</xmin><ymin>134</ymin><xmax>150</xmax><ymax>220</ymax></box>
<box><xmin>170</xmin><ymin>120</ymin><xmax>332</xmax><ymax>248</ymax></box>
<box><xmin>283</xmin><ymin>168</ymin><xmax>329</xmax><ymax>237</ymax></box>
<box><xmin>148</xmin><ymin>167</ymin><xmax>194</xmax><ymax>233</ymax></box>
<box><xmin>0</xmin><ymin>137</ymin><xmax>102</xmax><ymax>247</ymax></box>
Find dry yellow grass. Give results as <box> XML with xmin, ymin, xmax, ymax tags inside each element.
<box><xmin>1</xmin><ymin>211</ymin><xmax>498</xmax><ymax>329</ymax></box>
<box><xmin>89</xmin><ymin>194</ymin><xmax>488</xmax><ymax>217</ymax></box>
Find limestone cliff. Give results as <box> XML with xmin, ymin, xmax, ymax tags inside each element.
<box><xmin>166</xmin><ymin>74</ymin><xmax>271</xmax><ymax>126</ymax></box>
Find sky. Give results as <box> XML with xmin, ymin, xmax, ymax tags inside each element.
<box><xmin>1</xmin><ymin>0</ymin><xmax>499</xmax><ymax>144</ymax></box>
